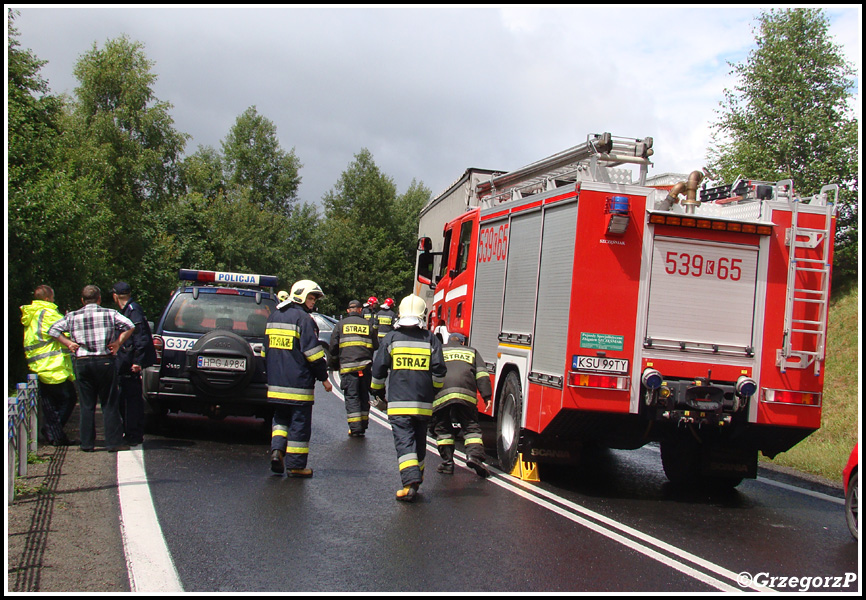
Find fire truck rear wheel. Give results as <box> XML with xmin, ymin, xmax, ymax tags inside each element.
<box><xmin>660</xmin><ymin>435</ymin><xmax>701</xmax><ymax>485</ymax></box>
<box><xmin>496</xmin><ymin>371</ymin><xmax>522</xmax><ymax>475</ymax></box>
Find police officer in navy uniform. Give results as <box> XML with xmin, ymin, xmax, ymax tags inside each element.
<box><xmin>371</xmin><ymin>294</ymin><xmax>446</xmax><ymax>502</ymax></box>
<box><xmin>111</xmin><ymin>281</ymin><xmax>157</xmax><ymax>446</ymax></box>
<box><xmin>266</xmin><ymin>280</ymin><xmax>333</xmax><ymax>477</ymax></box>
<box><xmin>329</xmin><ymin>299</ymin><xmax>379</xmax><ymax>436</ymax></box>
<box><xmin>431</xmin><ymin>333</ymin><xmax>492</xmax><ymax>477</ymax></box>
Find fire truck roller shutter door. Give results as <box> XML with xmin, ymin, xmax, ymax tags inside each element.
<box><xmin>532</xmin><ymin>201</ymin><xmax>578</xmax><ymax>376</ymax></box>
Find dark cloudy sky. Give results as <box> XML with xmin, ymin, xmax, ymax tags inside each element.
<box><xmin>9</xmin><ymin>5</ymin><xmax>861</xmax><ymax>206</ymax></box>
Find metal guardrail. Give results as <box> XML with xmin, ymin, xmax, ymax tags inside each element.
<box><xmin>8</xmin><ymin>374</ymin><xmax>40</xmax><ymax>504</ymax></box>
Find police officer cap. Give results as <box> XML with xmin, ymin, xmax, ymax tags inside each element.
<box><xmin>111</xmin><ymin>281</ymin><xmax>131</xmax><ymax>295</ymax></box>
<box><xmin>348</xmin><ymin>299</ymin><xmax>363</xmax><ymax>309</ymax></box>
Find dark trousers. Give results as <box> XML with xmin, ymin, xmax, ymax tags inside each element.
<box><xmin>119</xmin><ymin>373</ymin><xmax>145</xmax><ymax>444</ymax></box>
<box><xmin>431</xmin><ymin>402</ymin><xmax>486</xmax><ymax>465</ymax></box>
<box><xmin>38</xmin><ymin>379</ymin><xmax>77</xmax><ymax>443</ymax></box>
<box><xmin>389</xmin><ymin>415</ymin><xmax>430</xmax><ymax>487</ymax></box>
<box><xmin>341</xmin><ymin>369</ymin><xmax>370</xmax><ymax>433</ymax></box>
<box><xmin>73</xmin><ymin>356</ymin><xmax>124</xmax><ymax>450</ymax></box>
<box><xmin>271</xmin><ymin>403</ymin><xmax>313</xmax><ymax>470</ymax></box>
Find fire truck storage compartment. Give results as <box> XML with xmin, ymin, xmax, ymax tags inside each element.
<box><xmin>471</xmin><ymin>216</ymin><xmax>508</xmax><ymax>365</ymax></box>
<box><xmin>531</xmin><ymin>200</ymin><xmax>579</xmax><ymax>379</ymax></box>
<box><xmin>646</xmin><ymin>236</ymin><xmax>760</xmax><ymax>354</ymax></box>
<box><xmin>501</xmin><ymin>209</ymin><xmax>542</xmax><ymax>339</ymax></box>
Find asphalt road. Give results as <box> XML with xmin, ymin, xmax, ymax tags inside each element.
<box><xmin>137</xmin><ymin>388</ymin><xmax>859</xmax><ymax>593</ymax></box>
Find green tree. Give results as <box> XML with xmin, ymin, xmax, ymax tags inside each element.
<box><xmin>180</xmin><ymin>145</ymin><xmax>225</xmax><ymax>200</ymax></box>
<box><xmin>706</xmin><ymin>8</ymin><xmax>858</xmax><ymax>283</ymax></box>
<box><xmin>63</xmin><ymin>35</ymin><xmax>188</xmax><ymax>311</ymax></box>
<box><xmin>7</xmin><ymin>12</ymin><xmax>111</xmax><ymax>380</ymax></box>
<box><xmin>318</xmin><ymin>150</ymin><xmax>430</xmax><ymax>314</ymax></box>
<box><xmin>221</xmin><ymin>106</ymin><xmax>302</xmax><ymax>217</ymax></box>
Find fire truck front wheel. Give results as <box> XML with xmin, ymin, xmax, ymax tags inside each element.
<box><xmin>496</xmin><ymin>371</ymin><xmax>523</xmax><ymax>475</ymax></box>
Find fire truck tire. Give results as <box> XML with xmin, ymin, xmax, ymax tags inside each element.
<box><xmin>660</xmin><ymin>436</ymin><xmax>701</xmax><ymax>485</ymax></box>
<box><xmin>496</xmin><ymin>371</ymin><xmax>523</xmax><ymax>475</ymax></box>
<box><xmin>845</xmin><ymin>470</ymin><xmax>859</xmax><ymax>540</ymax></box>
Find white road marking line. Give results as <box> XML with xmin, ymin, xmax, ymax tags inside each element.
<box><xmin>116</xmin><ymin>447</ymin><xmax>184</xmax><ymax>592</ymax></box>
<box><xmin>336</xmin><ymin>388</ymin><xmax>765</xmax><ymax>592</ymax></box>
<box><xmin>756</xmin><ymin>477</ymin><xmax>844</xmax><ymax>505</ymax></box>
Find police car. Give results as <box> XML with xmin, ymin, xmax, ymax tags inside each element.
<box><xmin>144</xmin><ymin>269</ymin><xmax>285</xmax><ymax>424</ymax></box>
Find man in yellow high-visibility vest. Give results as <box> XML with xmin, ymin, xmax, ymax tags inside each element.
<box><xmin>20</xmin><ymin>285</ymin><xmax>77</xmax><ymax>445</ymax></box>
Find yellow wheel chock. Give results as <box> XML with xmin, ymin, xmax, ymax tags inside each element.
<box><xmin>509</xmin><ymin>455</ymin><xmax>540</xmax><ymax>482</ymax></box>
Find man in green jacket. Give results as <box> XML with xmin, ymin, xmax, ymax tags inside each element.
<box><xmin>20</xmin><ymin>285</ymin><xmax>77</xmax><ymax>445</ymax></box>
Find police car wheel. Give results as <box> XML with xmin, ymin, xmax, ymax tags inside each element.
<box><xmin>186</xmin><ymin>330</ymin><xmax>256</xmax><ymax>397</ymax></box>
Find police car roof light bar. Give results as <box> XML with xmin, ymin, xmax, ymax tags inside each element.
<box><xmin>178</xmin><ymin>269</ymin><xmax>278</xmax><ymax>289</ymax></box>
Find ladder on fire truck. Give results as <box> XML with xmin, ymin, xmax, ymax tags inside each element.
<box><xmin>776</xmin><ymin>180</ymin><xmax>837</xmax><ymax>375</ymax></box>
<box><xmin>476</xmin><ymin>132</ymin><xmax>655</xmax><ymax>207</ymax></box>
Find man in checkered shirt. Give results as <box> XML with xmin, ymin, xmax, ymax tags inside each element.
<box><xmin>49</xmin><ymin>285</ymin><xmax>135</xmax><ymax>452</ymax></box>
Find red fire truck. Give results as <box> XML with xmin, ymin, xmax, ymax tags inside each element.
<box><xmin>417</xmin><ymin>133</ymin><xmax>837</xmax><ymax>487</ymax></box>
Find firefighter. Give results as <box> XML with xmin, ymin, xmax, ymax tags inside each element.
<box><xmin>371</xmin><ymin>294</ymin><xmax>446</xmax><ymax>502</ymax></box>
<box><xmin>329</xmin><ymin>299</ymin><xmax>379</xmax><ymax>436</ymax></box>
<box><xmin>431</xmin><ymin>333</ymin><xmax>492</xmax><ymax>477</ymax></box>
<box><xmin>362</xmin><ymin>296</ymin><xmax>379</xmax><ymax>323</ymax></box>
<box><xmin>266</xmin><ymin>279</ymin><xmax>333</xmax><ymax>478</ymax></box>
<box><xmin>374</xmin><ymin>297</ymin><xmax>397</xmax><ymax>340</ymax></box>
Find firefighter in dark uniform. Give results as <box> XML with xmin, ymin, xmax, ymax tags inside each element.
<box><xmin>266</xmin><ymin>279</ymin><xmax>333</xmax><ymax>477</ymax></box>
<box><xmin>362</xmin><ymin>296</ymin><xmax>379</xmax><ymax>324</ymax></box>
<box><xmin>329</xmin><ymin>299</ymin><xmax>378</xmax><ymax>436</ymax></box>
<box><xmin>371</xmin><ymin>294</ymin><xmax>446</xmax><ymax>502</ymax></box>
<box><xmin>374</xmin><ymin>297</ymin><xmax>397</xmax><ymax>341</ymax></box>
<box><xmin>431</xmin><ymin>333</ymin><xmax>493</xmax><ymax>477</ymax></box>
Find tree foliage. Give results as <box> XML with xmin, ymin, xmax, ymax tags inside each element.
<box><xmin>706</xmin><ymin>8</ymin><xmax>858</xmax><ymax>283</ymax></box>
<box><xmin>222</xmin><ymin>106</ymin><xmax>302</xmax><ymax>217</ymax></box>
<box><xmin>7</xmin><ymin>17</ymin><xmax>431</xmax><ymax>383</ymax></box>
<box><xmin>318</xmin><ymin>150</ymin><xmax>430</xmax><ymax>314</ymax></box>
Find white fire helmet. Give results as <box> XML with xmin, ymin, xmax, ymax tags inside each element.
<box><xmin>396</xmin><ymin>294</ymin><xmax>427</xmax><ymax>328</ymax></box>
<box><xmin>287</xmin><ymin>279</ymin><xmax>325</xmax><ymax>306</ymax></box>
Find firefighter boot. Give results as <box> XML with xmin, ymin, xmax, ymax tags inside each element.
<box><xmin>437</xmin><ymin>442</ymin><xmax>455</xmax><ymax>474</ymax></box>
<box><xmin>396</xmin><ymin>482</ymin><xmax>419</xmax><ymax>502</ymax></box>
<box><xmin>288</xmin><ymin>468</ymin><xmax>314</xmax><ymax>478</ymax></box>
<box><xmin>270</xmin><ymin>449</ymin><xmax>285</xmax><ymax>474</ymax></box>
<box><xmin>466</xmin><ymin>451</ymin><xmax>490</xmax><ymax>478</ymax></box>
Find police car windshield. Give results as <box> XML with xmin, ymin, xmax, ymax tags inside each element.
<box><xmin>164</xmin><ymin>291</ymin><xmax>275</xmax><ymax>337</ymax></box>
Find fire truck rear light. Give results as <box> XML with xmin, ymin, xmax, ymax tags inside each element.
<box><xmin>568</xmin><ymin>372</ymin><xmax>631</xmax><ymax>391</ymax></box>
<box><xmin>762</xmin><ymin>388</ymin><xmax>822</xmax><ymax>407</ymax></box>
<box><xmin>648</xmin><ymin>213</ymin><xmax>773</xmax><ymax>235</ymax></box>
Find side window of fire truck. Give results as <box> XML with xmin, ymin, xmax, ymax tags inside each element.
<box><xmin>437</xmin><ymin>228</ymin><xmax>452</xmax><ymax>281</ymax></box>
<box><xmin>455</xmin><ymin>220</ymin><xmax>473</xmax><ymax>275</ymax></box>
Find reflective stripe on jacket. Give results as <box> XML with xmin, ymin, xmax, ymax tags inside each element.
<box><xmin>370</xmin><ymin>326</ymin><xmax>446</xmax><ymax>417</ymax></box>
<box><xmin>265</xmin><ymin>303</ymin><xmax>327</xmax><ymax>404</ymax></box>
<box><xmin>433</xmin><ymin>340</ymin><xmax>492</xmax><ymax>412</ymax></box>
<box><xmin>374</xmin><ymin>308</ymin><xmax>397</xmax><ymax>339</ymax></box>
<box><xmin>328</xmin><ymin>314</ymin><xmax>379</xmax><ymax>374</ymax></box>
<box><xmin>20</xmin><ymin>300</ymin><xmax>74</xmax><ymax>385</ymax></box>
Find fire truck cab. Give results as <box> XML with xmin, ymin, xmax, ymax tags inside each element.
<box><xmin>418</xmin><ymin>133</ymin><xmax>837</xmax><ymax>487</ymax></box>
